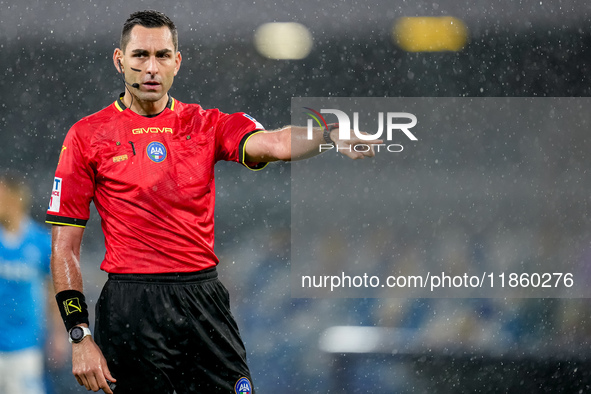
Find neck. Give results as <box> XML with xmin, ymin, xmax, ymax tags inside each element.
<box><xmin>123</xmin><ymin>91</ymin><xmax>169</xmax><ymax>116</ymax></box>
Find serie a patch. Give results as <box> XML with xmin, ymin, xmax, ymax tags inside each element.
<box><xmin>243</xmin><ymin>113</ymin><xmax>264</xmax><ymax>130</ymax></box>
<box><xmin>48</xmin><ymin>177</ymin><xmax>62</xmax><ymax>212</ymax></box>
<box><xmin>234</xmin><ymin>377</ymin><xmax>252</xmax><ymax>394</ymax></box>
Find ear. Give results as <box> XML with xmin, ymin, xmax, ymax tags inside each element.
<box><xmin>174</xmin><ymin>51</ymin><xmax>182</xmax><ymax>76</ymax></box>
<box><xmin>113</xmin><ymin>48</ymin><xmax>124</xmax><ymax>74</ymax></box>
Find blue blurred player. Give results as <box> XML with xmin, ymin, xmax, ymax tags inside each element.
<box><xmin>0</xmin><ymin>171</ymin><xmax>65</xmax><ymax>394</ymax></box>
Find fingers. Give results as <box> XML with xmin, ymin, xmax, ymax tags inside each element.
<box><xmin>72</xmin><ymin>340</ymin><xmax>116</xmax><ymax>393</ymax></box>
<box><xmin>104</xmin><ymin>364</ymin><xmax>117</xmax><ymax>384</ymax></box>
<box><xmin>99</xmin><ymin>377</ymin><xmax>114</xmax><ymax>394</ymax></box>
<box><xmin>339</xmin><ymin>140</ymin><xmax>383</xmax><ymax>160</ymax></box>
<box><xmin>102</xmin><ymin>358</ymin><xmax>117</xmax><ymax>392</ymax></box>
<box><xmin>74</xmin><ymin>370</ymin><xmax>99</xmax><ymax>392</ymax></box>
<box><xmin>75</xmin><ymin>370</ymin><xmax>113</xmax><ymax>394</ymax></box>
<box><xmin>86</xmin><ymin>374</ymin><xmax>101</xmax><ymax>392</ymax></box>
<box><xmin>75</xmin><ymin>372</ymin><xmax>95</xmax><ymax>391</ymax></box>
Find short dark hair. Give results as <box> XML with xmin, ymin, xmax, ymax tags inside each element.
<box><xmin>120</xmin><ymin>10</ymin><xmax>178</xmax><ymax>52</ymax></box>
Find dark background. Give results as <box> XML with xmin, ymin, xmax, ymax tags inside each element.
<box><xmin>1</xmin><ymin>1</ymin><xmax>591</xmax><ymax>392</ymax></box>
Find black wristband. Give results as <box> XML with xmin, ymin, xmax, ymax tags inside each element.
<box><xmin>55</xmin><ymin>290</ymin><xmax>90</xmax><ymax>331</ymax></box>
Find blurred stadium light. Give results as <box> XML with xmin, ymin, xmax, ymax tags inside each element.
<box><xmin>319</xmin><ymin>326</ymin><xmax>419</xmax><ymax>354</ymax></box>
<box><xmin>393</xmin><ymin>16</ymin><xmax>468</xmax><ymax>52</ymax></box>
<box><xmin>4</xmin><ymin>1</ymin><xmax>591</xmax><ymax>392</ymax></box>
<box><xmin>254</xmin><ymin>22</ymin><xmax>313</xmax><ymax>60</ymax></box>
<box><xmin>320</xmin><ymin>325</ymin><xmax>591</xmax><ymax>392</ymax></box>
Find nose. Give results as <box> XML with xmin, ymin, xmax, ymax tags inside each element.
<box><xmin>145</xmin><ymin>56</ymin><xmax>158</xmax><ymax>74</ymax></box>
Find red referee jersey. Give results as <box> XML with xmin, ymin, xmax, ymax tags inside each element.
<box><xmin>46</xmin><ymin>95</ymin><xmax>267</xmax><ymax>274</ymax></box>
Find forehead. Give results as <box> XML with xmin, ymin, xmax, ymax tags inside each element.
<box><xmin>125</xmin><ymin>25</ymin><xmax>175</xmax><ymax>52</ymax></box>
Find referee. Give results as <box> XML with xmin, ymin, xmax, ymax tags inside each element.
<box><xmin>47</xmin><ymin>10</ymin><xmax>377</xmax><ymax>394</ymax></box>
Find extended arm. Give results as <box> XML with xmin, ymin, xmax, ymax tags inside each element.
<box><xmin>244</xmin><ymin>125</ymin><xmax>383</xmax><ymax>162</ymax></box>
<box><xmin>51</xmin><ymin>225</ymin><xmax>116</xmax><ymax>394</ymax></box>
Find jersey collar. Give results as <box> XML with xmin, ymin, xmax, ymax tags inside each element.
<box><xmin>114</xmin><ymin>93</ymin><xmax>175</xmax><ymax>114</ymax></box>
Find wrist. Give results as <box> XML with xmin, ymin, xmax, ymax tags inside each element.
<box><xmin>55</xmin><ymin>289</ymin><xmax>90</xmax><ymax>332</ymax></box>
<box><xmin>324</xmin><ymin>123</ymin><xmax>339</xmax><ymax>145</ymax></box>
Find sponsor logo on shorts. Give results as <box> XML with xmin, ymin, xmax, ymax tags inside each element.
<box><xmin>146</xmin><ymin>141</ymin><xmax>167</xmax><ymax>163</ymax></box>
<box><xmin>234</xmin><ymin>377</ymin><xmax>252</xmax><ymax>394</ymax></box>
<box><xmin>64</xmin><ymin>297</ymin><xmax>82</xmax><ymax>315</ymax></box>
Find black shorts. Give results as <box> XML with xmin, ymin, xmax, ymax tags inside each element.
<box><xmin>94</xmin><ymin>268</ymin><xmax>254</xmax><ymax>394</ymax></box>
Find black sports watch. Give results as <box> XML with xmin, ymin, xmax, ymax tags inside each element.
<box><xmin>324</xmin><ymin>123</ymin><xmax>339</xmax><ymax>145</ymax></box>
<box><xmin>69</xmin><ymin>326</ymin><xmax>92</xmax><ymax>344</ymax></box>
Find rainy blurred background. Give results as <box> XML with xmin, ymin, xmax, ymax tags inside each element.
<box><xmin>1</xmin><ymin>0</ymin><xmax>591</xmax><ymax>392</ymax></box>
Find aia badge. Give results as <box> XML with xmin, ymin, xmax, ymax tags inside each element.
<box><xmin>234</xmin><ymin>377</ymin><xmax>252</xmax><ymax>394</ymax></box>
<box><xmin>146</xmin><ymin>141</ymin><xmax>167</xmax><ymax>163</ymax></box>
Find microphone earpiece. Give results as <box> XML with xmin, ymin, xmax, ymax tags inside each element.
<box><xmin>117</xmin><ymin>59</ymin><xmax>140</xmax><ymax>89</ymax></box>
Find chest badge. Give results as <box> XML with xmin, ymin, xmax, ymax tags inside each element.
<box><xmin>146</xmin><ymin>141</ymin><xmax>167</xmax><ymax>163</ymax></box>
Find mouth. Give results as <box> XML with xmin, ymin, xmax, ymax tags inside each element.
<box><xmin>142</xmin><ymin>81</ymin><xmax>161</xmax><ymax>89</ymax></box>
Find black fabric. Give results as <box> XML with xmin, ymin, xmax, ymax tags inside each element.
<box><xmin>238</xmin><ymin>130</ymin><xmax>267</xmax><ymax>170</ymax></box>
<box><xmin>55</xmin><ymin>289</ymin><xmax>90</xmax><ymax>331</ymax></box>
<box><xmin>46</xmin><ymin>214</ymin><xmax>88</xmax><ymax>228</ymax></box>
<box><xmin>94</xmin><ymin>268</ymin><xmax>254</xmax><ymax>394</ymax></box>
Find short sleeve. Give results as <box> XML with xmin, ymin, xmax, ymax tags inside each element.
<box><xmin>214</xmin><ymin>112</ymin><xmax>268</xmax><ymax>170</ymax></box>
<box><xmin>46</xmin><ymin>124</ymin><xmax>96</xmax><ymax>228</ymax></box>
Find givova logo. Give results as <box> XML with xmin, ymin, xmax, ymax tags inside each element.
<box><xmin>304</xmin><ymin>107</ymin><xmax>417</xmax><ymax>153</ymax></box>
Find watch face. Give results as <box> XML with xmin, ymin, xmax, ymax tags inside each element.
<box><xmin>70</xmin><ymin>327</ymin><xmax>84</xmax><ymax>342</ymax></box>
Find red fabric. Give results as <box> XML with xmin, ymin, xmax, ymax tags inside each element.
<box><xmin>47</xmin><ymin>97</ymin><xmax>265</xmax><ymax>273</ymax></box>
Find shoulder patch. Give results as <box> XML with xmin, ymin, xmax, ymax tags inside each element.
<box><xmin>242</xmin><ymin>114</ymin><xmax>264</xmax><ymax>130</ymax></box>
<box><xmin>48</xmin><ymin>177</ymin><xmax>62</xmax><ymax>212</ymax></box>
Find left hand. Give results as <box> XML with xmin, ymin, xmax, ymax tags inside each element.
<box><xmin>331</xmin><ymin>128</ymin><xmax>384</xmax><ymax>160</ymax></box>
